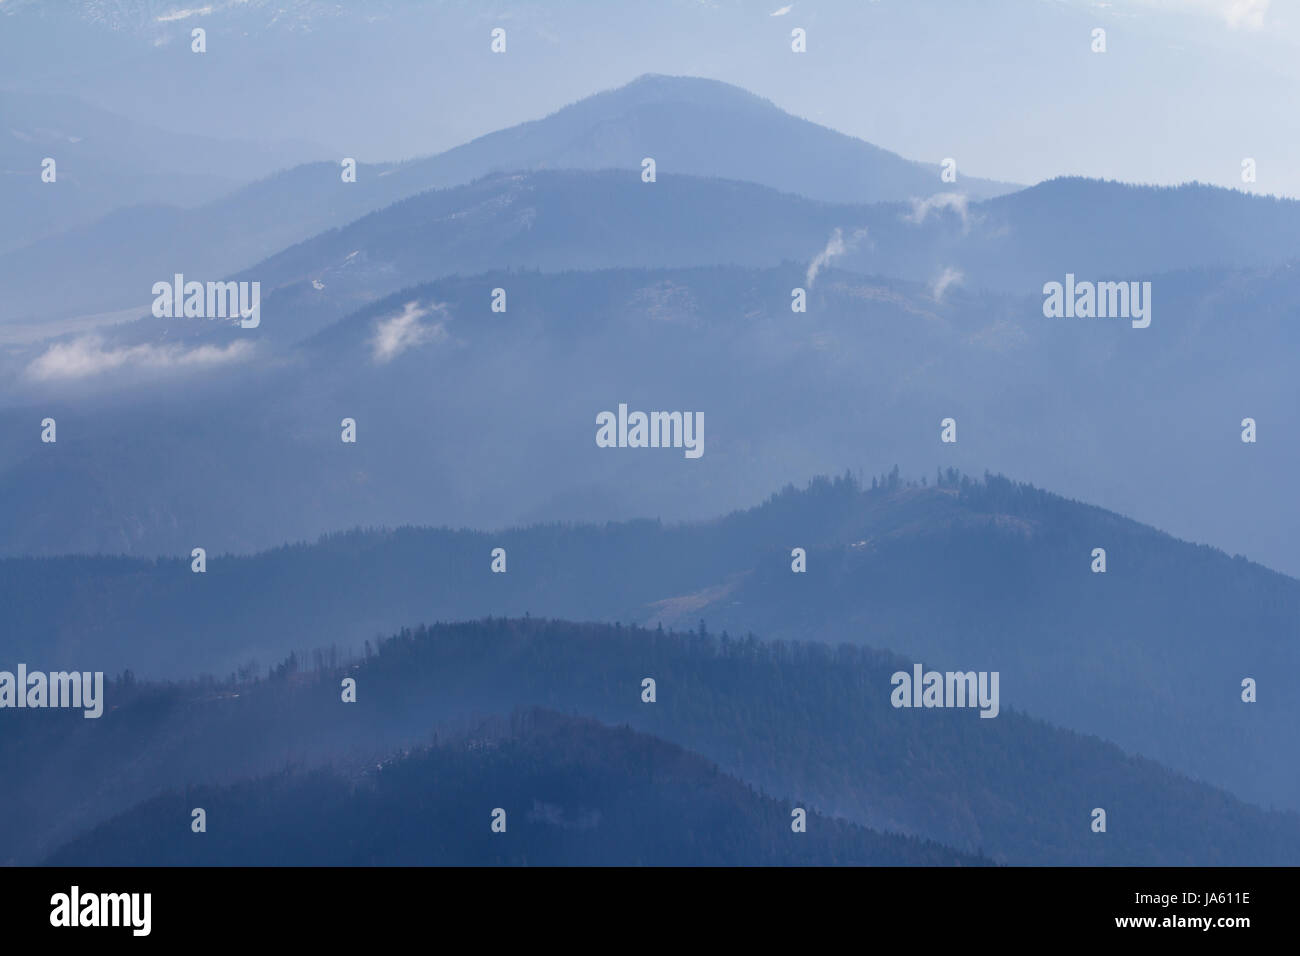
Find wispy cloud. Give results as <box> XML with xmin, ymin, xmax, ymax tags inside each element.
<box><xmin>770</xmin><ymin>5</ymin><xmax>793</xmax><ymax>16</ymax></box>
<box><xmin>1209</xmin><ymin>0</ymin><xmax>1269</xmax><ymax>29</ymax></box>
<box><xmin>156</xmin><ymin>6</ymin><xmax>213</xmax><ymax>22</ymax></box>
<box><xmin>806</xmin><ymin>227</ymin><xmax>868</xmax><ymax>288</ymax></box>
<box><xmin>931</xmin><ymin>267</ymin><xmax>964</xmax><ymax>302</ymax></box>
<box><xmin>370</xmin><ymin>301</ymin><xmax>449</xmax><ymax>363</ymax></box>
<box><xmin>25</xmin><ymin>335</ymin><xmax>253</xmax><ymax>382</ymax></box>
<box><xmin>903</xmin><ymin>192</ymin><xmax>971</xmax><ymax>230</ymax></box>
<box><xmin>1109</xmin><ymin>0</ymin><xmax>1270</xmax><ymax>30</ymax></box>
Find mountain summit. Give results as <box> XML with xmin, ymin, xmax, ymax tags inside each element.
<box><xmin>426</xmin><ymin>72</ymin><xmax>1017</xmax><ymax>204</ymax></box>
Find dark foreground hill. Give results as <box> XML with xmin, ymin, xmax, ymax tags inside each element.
<box><xmin>44</xmin><ymin>709</ymin><xmax>978</xmax><ymax>867</ymax></box>
<box><xmin>6</xmin><ymin>616</ymin><xmax>1298</xmax><ymax>866</ymax></box>
<box><xmin>1</xmin><ymin>471</ymin><xmax>1296</xmax><ymax>815</ymax></box>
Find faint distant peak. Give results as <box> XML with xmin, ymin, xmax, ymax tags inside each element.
<box><xmin>569</xmin><ymin>73</ymin><xmax>778</xmax><ymax>115</ymax></box>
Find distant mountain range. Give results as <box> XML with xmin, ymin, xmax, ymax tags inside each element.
<box><xmin>219</xmin><ymin>170</ymin><xmax>1300</xmax><ymax>347</ymax></box>
<box><xmin>0</xmin><ymin>74</ymin><xmax>1017</xmax><ymax>324</ymax></box>
<box><xmin>2</xmin><ymin>51</ymin><xmax>1296</xmax><ymax>872</ymax></box>
<box><xmin>0</xmin><ymin>91</ymin><xmax>325</xmax><ymax>257</ymax></box>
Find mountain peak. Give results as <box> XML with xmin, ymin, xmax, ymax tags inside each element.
<box><xmin>577</xmin><ymin>72</ymin><xmax>777</xmax><ymax>114</ymax></box>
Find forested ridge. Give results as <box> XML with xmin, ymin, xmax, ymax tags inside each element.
<box><xmin>8</xmin><ymin>613</ymin><xmax>1298</xmax><ymax>866</ymax></box>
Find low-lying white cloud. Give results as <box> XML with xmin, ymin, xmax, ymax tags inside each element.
<box><xmin>1119</xmin><ymin>0</ymin><xmax>1269</xmax><ymax>30</ymax></box>
<box><xmin>806</xmin><ymin>227</ymin><xmax>868</xmax><ymax>288</ymax></box>
<box><xmin>25</xmin><ymin>335</ymin><xmax>253</xmax><ymax>382</ymax></box>
<box><xmin>904</xmin><ymin>192</ymin><xmax>971</xmax><ymax>229</ymax></box>
<box><xmin>370</xmin><ymin>300</ymin><xmax>449</xmax><ymax>363</ymax></box>
<box><xmin>931</xmin><ymin>267</ymin><xmax>964</xmax><ymax>302</ymax></box>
